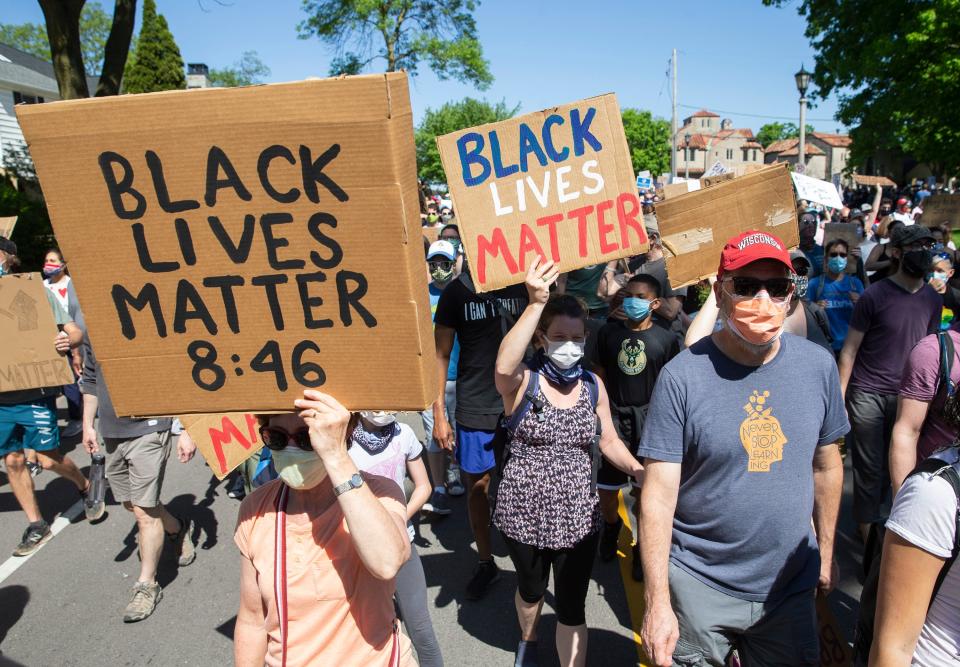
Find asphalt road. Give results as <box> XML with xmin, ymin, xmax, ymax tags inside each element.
<box><xmin>0</xmin><ymin>406</ymin><xmax>865</xmax><ymax>667</ymax></box>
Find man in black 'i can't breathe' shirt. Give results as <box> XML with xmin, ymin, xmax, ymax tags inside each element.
<box><xmin>432</xmin><ymin>269</ymin><xmax>528</xmax><ymax>600</ymax></box>
<box><xmin>592</xmin><ymin>274</ymin><xmax>680</xmax><ymax>581</ymax></box>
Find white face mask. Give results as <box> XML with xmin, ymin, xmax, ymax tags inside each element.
<box><xmin>271</xmin><ymin>448</ymin><xmax>327</xmax><ymax>489</ymax></box>
<box><xmin>544</xmin><ymin>339</ymin><xmax>585</xmax><ymax>370</ymax></box>
<box><xmin>361</xmin><ymin>411</ymin><xmax>396</xmax><ymax>428</ymax></box>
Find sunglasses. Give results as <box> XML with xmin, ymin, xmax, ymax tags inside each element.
<box><xmin>259</xmin><ymin>425</ymin><xmax>312</xmax><ymax>452</ymax></box>
<box><xmin>428</xmin><ymin>260</ymin><xmax>454</xmax><ymax>270</ymax></box>
<box><xmin>723</xmin><ymin>277</ymin><xmax>794</xmax><ymax>299</ymax></box>
<box><xmin>828</xmin><ymin>252</ymin><xmax>848</xmax><ymax>258</ymax></box>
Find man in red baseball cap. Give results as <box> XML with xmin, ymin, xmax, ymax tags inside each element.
<box><xmin>637</xmin><ymin>229</ymin><xmax>847</xmax><ymax>667</ymax></box>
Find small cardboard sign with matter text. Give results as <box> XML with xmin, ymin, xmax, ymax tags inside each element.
<box><xmin>921</xmin><ymin>194</ymin><xmax>960</xmax><ymax>227</ymax></box>
<box><xmin>655</xmin><ymin>164</ymin><xmax>799</xmax><ymax>287</ymax></box>
<box><xmin>436</xmin><ymin>95</ymin><xmax>647</xmax><ymax>291</ymax></box>
<box><xmin>0</xmin><ymin>273</ymin><xmax>73</xmax><ymax>393</ymax></box>
<box><xmin>17</xmin><ymin>74</ymin><xmax>436</xmax><ymax>417</ymax></box>
<box><xmin>181</xmin><ymin>412</ymin><xmax>261</xmax><ymax>479</ymax></box>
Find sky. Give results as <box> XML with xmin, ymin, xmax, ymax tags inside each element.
<box><xmin>7</xmin><ymin>0</ymin><xmax>845</xmax><ymax>134</ymax></box>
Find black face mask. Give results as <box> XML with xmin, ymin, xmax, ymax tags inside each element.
<box><xmin>900</xmin><ymin>249</ymin><xmax>933</xmax><ymax>277</ymax></box>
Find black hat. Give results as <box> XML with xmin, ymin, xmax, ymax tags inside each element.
<box><xmin>0</xmin><ymin>236</ymin><xmax>16</xmax><ymax>256</ymax></box>
<box><xmin>891</xmin><ymin>224</ymin><xmax>935</xmax><ymax>248</ymax></box>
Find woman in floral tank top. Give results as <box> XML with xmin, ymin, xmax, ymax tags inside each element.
<box><xmin>493</xmin><ymin>258</ymin><xmax>645</xmax><ymax>667</ymax></box>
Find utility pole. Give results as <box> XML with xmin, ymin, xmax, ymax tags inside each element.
<box><xmin>671</xmin><ymin>48</ymin><xmax>678</xmax><ymax>179</ymax></box>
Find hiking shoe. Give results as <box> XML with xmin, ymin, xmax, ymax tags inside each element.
<box><xmin>446</xmin><ymin>464</ymin><xmax>465</xmax><ymax>497</ymax></box>
<box><xmin>631</xmin><ymin>544</ymin><xmax>644</xmax><ymax>582</ymax></box>
<box><xmin>425</xmin><ymin>490</ymin><xmax>452</xmax><ymax>516</ymax></box>
<box><xmin>598</xmin><ymin>518</ymin><xmax>622</xmax><ymax>562</ymax></box>
<box><xmin>168</xmin><ymin>515</ymin><xmax>196</xmax><ymax>566</ymax></box>
<box><xmin>465</xmin><ymin>560</ymin><xmax>500</xmax><ymax>600</ymax></box>
<box><xmin>123</xmin><ymin>581</ymin><xmax>162</xmax><ymax>623</ymax></box>
<box><xmin>12</xmin><ymin>522</ymin><xmax>51</xmax><ymax>557</ymax></box>
<box><xmin>25</xmin><ymin>461</ymin><xmax>42</xmax><ymax>478</ymax></box>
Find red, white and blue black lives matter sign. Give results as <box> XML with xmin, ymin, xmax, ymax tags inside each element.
<box><xmin>437</xmin><ymin>95</ymin><xmax>647</xmax><ymax>292</ymax></box>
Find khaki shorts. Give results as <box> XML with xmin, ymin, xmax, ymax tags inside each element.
<box><xmin>104</xmin><ymin>430</ymin><xmax>172</xmax><ymax>508</ymax></box>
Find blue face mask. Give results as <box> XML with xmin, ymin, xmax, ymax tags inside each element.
<box><xmin>623</xmin><ymin>297</ymin><xmax>653</xmax><ymax>321</ymax></box>
<box><xmin>827</xmin><ymin>256</ymin><xmax>847</xmax><ymax>274</ymax></box>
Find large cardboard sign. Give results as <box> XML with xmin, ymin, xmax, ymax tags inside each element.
<box><xmin>17</xmin><ymin>74</ymin><xmax>436</xmax><ymax>417</ymax></box>
<box><xmin>180</xmin><ymin>412</ymin><xmax>260</xmax><ymax>480</ymax></box>
<box><xmin>792</xmin><ymin>172</ymin><xmax>844</xmax><ymax>209</ymax></box>
<box><xmin>822</xmin><ymin>223</ymin><xmax>859</xmax><ymax>275</ymax></box>
<box><xmin>0</xmin><ymin>216</ymin><xmax>16</xmax><ymax>238</ymax></box>
<box><xmin>0</xmin><ymin>273</ymin><xmax>74</xmax><ymax>393</ymax></box>
<box><xmin>655</xmin><ymin>165</ymin><xmax>799</xmax><ymax>287</ymax></box>
<box><xmin>852</xmin><ymin>174</ymin><xmax>896</xmax><ymax>188</ymax></box>
<box><xmin>921</xmin><ymin>194</ymin><xmax>960</xmax><ymax>227</ymax></box>
<box><xmin>436</xmin><ymin>95</ymin><xmax>647</xmax><ymax>292</ymax></box>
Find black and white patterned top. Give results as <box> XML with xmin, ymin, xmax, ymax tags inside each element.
<box><xmin>493</xmin><ymin>376</ymin><xmax>602</xmax><ymax>549</ymax></box>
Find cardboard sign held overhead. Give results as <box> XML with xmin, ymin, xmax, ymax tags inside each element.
<box><xmin>704</xmin><ymin>160</ymin><xmax>730</xmax><ymax>177</ymax></box>
<box><xmin>921</xmin><ymin>194</ymin><xmax>960</xmax><ymax>227</ymax></box>
<box><xmin>180</xmin><ymin>412</ymin><xmax>261</xmax><ymax>480</ymax></box>
<box><xmin>655</xmin><ymin>164</ymin><xmax>799</xmax><ymax>288</ymax></box>
<box><xmin>0</xmin><ymin>273</ymin><xmax>74</xmax><ymax>393</ymax></box>
<box><xmin>792</xmin><ymin>171</ymin><xmax>844</xmax><ymax>210</ymax></box>
<box><xmin>436</xmin><ymin>95</ymin><xmax>647</xmax><ymax>292</ymax></box>
<box><xmin>17</xmin><ymin>73</ymin><xmax>436</xmax><ymax>417</ymax></box>
<box><xmin>822</xmin><ymin>223</ymin><xmax>859</xmax><ymax>275</ymax></box>
<box><xmin>852</xmin><ymin>174</ymin><xmax>896</xmax><ymax>188</ymax></box>
<box><xmin>0</xmin><ymin>216</ymin><xmax>16</xmax><ymax>238</ymax></box>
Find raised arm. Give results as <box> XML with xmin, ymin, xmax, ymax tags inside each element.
<box><xmin>684</xmin><ymin>277</ymin><xmax>718</xmax><ymax>348</ymax></box>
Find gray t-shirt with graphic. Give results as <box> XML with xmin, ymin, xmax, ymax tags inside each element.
<box><xmin>637</xmin><ymin>333</ymin><xmax>848</xmax><ymax>602</ymax></box>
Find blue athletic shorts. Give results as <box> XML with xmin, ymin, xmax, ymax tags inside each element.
<box><xmin>455</xmin><ymin>425</ymin><xmax>496</xmax><ymax>475</ymax></box>
<box><xmin>0</xmin><ymin>397</ymin><xmax>60</xmax><ymax>456</ymax></box>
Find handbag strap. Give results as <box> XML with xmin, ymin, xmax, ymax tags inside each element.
<box><xmin>937</xmin><ymin>331</ymin><xmax>956</xmax><ymax>399</ymax></box>
<box><xmin>274</xmin><ymin>484</ymin><xmax>290</xmax><ymax>667</ymax></box>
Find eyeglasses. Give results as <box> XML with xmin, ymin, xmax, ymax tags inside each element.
<box><xmin>428</xmin><ymin>260</ymin><xmax>453</xmax><ymax>270</ymax></box>
<box><xmin>259</xmin><ymin>425</ymin><xmax>312</xmax><ymax>452</ymax></box>
<box><xmin>828</xmin><ymin>251</ymin><xmax>848</xmax><ymax>258</ymax></box>
<box><xmin>722</xmin><ymin>277</ymin><xmax>794</xmax><ymax>299</ymax></box>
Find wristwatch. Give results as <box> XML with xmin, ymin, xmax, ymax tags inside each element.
<box><xmin>334</xmin><ymin>473</ymin><xmax>364</xmax><ymax>497</ymax></box>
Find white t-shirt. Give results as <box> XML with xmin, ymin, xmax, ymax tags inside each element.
<box><xmin>886</xmin><ymin>447</ymin><xmax>960</xmax><ymax>665</ymax></box>
<box><xmin>43</xmin><ymin>274</ymin><xmax>71</xmax><ymax>312</ymax></box>
<box><xmin>349</xmin><ymin>422</ymin><xmax>422</xmax><ymax>540</ymax></box>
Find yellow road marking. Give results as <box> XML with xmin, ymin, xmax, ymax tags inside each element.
<box><xmin>616</xmin><ymin>490</ymin><xmax>651</xmax><ymax>667</ymax></box>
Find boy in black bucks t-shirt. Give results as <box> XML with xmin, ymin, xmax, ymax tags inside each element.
<box><xmin>432</xmin><ymin>270</ymin><xmax>528</xmax><ymax>600</ymax></box>
<box><xmin>592</xmin><ymin>274</ymin><xmax>680</xmax><ymax>580</ymax></box>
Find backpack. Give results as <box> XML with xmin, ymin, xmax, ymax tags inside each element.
<box><xmin>851</xmin><ymin>454</ymin><xmax>960</xmax><ymax>664</ymax></box>
<box><xmin>489</xmin><ymin>370</ymin><xmax>602</xmax><ymax>488</ymax></box>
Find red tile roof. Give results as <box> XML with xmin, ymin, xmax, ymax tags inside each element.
<box><xmin>689</xmin><ymin>109</ymin><xmax>720</xmax><ymax>118</ymax></box>
<box><xmin>765</xmin><ymin>138</ymin><xmax>799</xmax><ymax>154</ymax></box>
<box><xmin>742</xmin><ymin>141</ymin><xmax>763</xmax><ymax>149</ymax></box>
<box><xmin>811</xmin><ymin>132</ymin><xmax>852</xmax><ymax>147</ymax></box>
<box><xmin>736</xmin><ymin>128</ymin><xmax>755</xmax><ymax>139</ymax></box>
<box><xmin>779</xmin><ymin>143</ymin><xmax>824</xmax><ymax>156</ymax></box>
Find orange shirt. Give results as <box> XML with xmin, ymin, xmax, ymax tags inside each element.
<box><xmin>234</xmin><ymin>475</ymin><xmax>414</xmax><ymax>667</ymax></box>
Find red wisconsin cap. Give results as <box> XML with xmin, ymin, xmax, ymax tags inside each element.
<box><xmin>717</xmin><ymin>230</ymin><xmax>794</xmax><ymax>278</ymax></box>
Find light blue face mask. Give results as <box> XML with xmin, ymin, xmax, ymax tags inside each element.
<box><xmin>827</xmin><ymin>256</ymin><xmax>847</xmax><ymax>274</ymax></box>
<box><xmin>623</xmin><ymin>297</ymin><xmax>653</xmax><ymax>321</ymax></box>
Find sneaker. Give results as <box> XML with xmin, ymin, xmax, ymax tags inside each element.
<box><xmin>226</xmin><ymin>474</ymin><xmax>246</xmax><ymax>500</ymax></box>
<box><xmin>631</xmin><ymin>544</ymin><xmax>644</xmax><ymax>582</ymax></box>
<box><xmin>167</xmin><ymin>515</ymin><xmax>196</xmax><ymax>566</ymax></box>
<box><xmin>425</xmin><ymin>490</ymin><xmax>451</xmax><ymax>516</ymax></box>
<box><xmin>25</xmin><ymin>461</ymin><xmax>42</xmax><ymax>478</ymax></box>
<box><xmin>598</xmin><ymin>518</ymin><xmax>622</xmax><ymax>562</ymax></box>
<box><xmin>12</xmin><ymin>521</ymin><xmax>51</xmax><ymax>557</ymax></box>
<box><xmin>465</xmin><ymin>560</ymin><xmax>500</xmax><ymax>601</ymax></box>
<box><xmin>446</xmin><ymin>465</ymin><xmax>465</xmax><ymax>497</ymax></box>
<box><xmin>62</xmin><ymin>419</ymin><xmax>83</xmax><ymax>438</ymax></box>
<box><xmin>123</xmin><ymin>581</ymin><xmax>162</xmax><ymax>623</ymax></box>
<box><xmin>515</xmin><ymin>640</ymin><xmax>540</xmax><ymax>667</ymax></box>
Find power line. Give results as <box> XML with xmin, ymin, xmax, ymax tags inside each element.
<box><xmin>678</xmin><ymin>103</ymin><xmax>836</xmax><ymax>123</ymax></box>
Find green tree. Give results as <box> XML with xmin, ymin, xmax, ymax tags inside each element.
<box><xmin>756</xmin><ymin>121</ymin><xmax>815</xmax><ymax>148</ymax></box>
<box><xmin>123</xmin><ymin>0</ymin><xmax>184</xmax><ymax>93</ymax></box>
<box><xmin>209</xmin><ymin>51</ymin><xmax>271</xmax><ymax>87</ymax></box>
<box><xmin>0</xmin><ymin>2</ymin><xmax>111</xmax><ymax>75</ymax></box>
<box><xmin>764</xmin><ymin>0</ymin><xmax>960</xmax><ymax>175</ymax></box>
<box><xmin>415</xmin><ymin>97</ymin><xmax>518</xmax><ymax>182</ymax></box>
<box><xmin>621</xmin><ymin>109</ymin><xmax>670</xmax><ymax>177</ymax></box>
<box><xmin>298</xmin><ymin>0</ymin><xmax>493</xmax><ymax>89</ymax></box>
<box><xmin>0</xmin><ymin>172</ymin><xmax>55</xmax><ymax>271</ymax></box>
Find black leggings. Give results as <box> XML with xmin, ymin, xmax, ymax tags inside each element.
<box><xmin>501</xmin><ymin>530</ymin><xmax>600</xmax><ymax>626</ymax></box>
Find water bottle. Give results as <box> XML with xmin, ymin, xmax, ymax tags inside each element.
<box><xmin>85</xmin><ymin>453</ymin><xmax>106</xmax><ymax>521</ymax></box>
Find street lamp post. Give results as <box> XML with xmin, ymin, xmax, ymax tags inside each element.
<box><xmin>795</xmin><ymin>65</ymin><xmax>811</xmax><ymax>173</ymax></box>
<box><xmin>684</xmin><ymin>132</ymin><xmax>691</xmax><ymax>179</ymax></box>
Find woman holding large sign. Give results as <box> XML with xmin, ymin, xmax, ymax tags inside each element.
<box><xmin>493</xmin><ymin>258</ymin><xmax>644</xmax><ymax>666</ymax></box>
<box><xmin>233</xmin><ymin>390</ymin><xmax>415</xmax><ymax>667</ymax></box>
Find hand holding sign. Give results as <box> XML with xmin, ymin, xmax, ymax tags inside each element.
<box><xmin>294</xmin><ymin>389</ymin><xmax>352</xmax><ymax>465</ymax></box>
<box><xmin>525</xmin><ymin>257</ymin><xmax>560</xmax><ymax>305</ymax></box>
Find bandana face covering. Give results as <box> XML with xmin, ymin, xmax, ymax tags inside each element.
<box><xmin>724</xmin><ymin>292</ymin><xmax>790</xmax><ymax>348</ymax></box>
<box><xmin>272</xmin><ymin>448</ymin><xmax>327</xmax><ymax>489</ymax></box>
<box><xmin>534</xmin><ymin>348</ymin><xmax>583</xmax><ymax>386</ymax></box>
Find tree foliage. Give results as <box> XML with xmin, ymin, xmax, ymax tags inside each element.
<box><xmin>0</xmin><ymin>173</ymin><xmax>55</xmax><ymax>271</ymax></box>
<box><xmin>764</xmin><ymin>0</ymin><xmax>960</xmax><ymax>174</ymax></box>
<box><xmin>298</xmin><ymin>0</ymin><xmax>493</xmax><ymax>88</ymax></box>
<box><xmin>123</xmin><ymin>0</ymin><xmax>184</xmax><ymax>93</ymax></box>
<box><xmin>415</xmin><ymin>97</ymin><xmax>518</xmax><ymax>182</ymax></box>
<box><xmin>756</xmin><ymin>121</ymin><xmax>815</xmax><ymax>148</ymax></box>
<box><xmin>209</xmin><ymin>51</ymin><xmax>271</xmax><ymax>87</ymax></box>
<box><xmin>621</xmin><ymin>109</ymin><xmax>671</xmax><ymax>177</ymax></box>
<box><xmin>0</xmin><ymin>1</ymin><xmax>112</xmax><ymax>76</ymax></box>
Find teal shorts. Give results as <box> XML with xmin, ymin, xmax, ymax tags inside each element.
<box><xmin>0</xmin><ymin>397</ymin><xmax>60</xmax><ymax>456</ymax></box>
